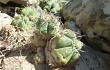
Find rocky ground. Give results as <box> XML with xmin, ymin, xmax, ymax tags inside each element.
<box><xmin>0</xmin><ymin>0</ymin><xmax>110</xmax><ymax>70</ymax></box>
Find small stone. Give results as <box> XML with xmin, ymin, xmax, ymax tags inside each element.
<box><xmin>0</xmin><ymin>12</ymin><xmax>12</xmax><ymax>25</ymax></box>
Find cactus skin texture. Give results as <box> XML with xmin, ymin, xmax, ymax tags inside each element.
<box><xmin>11</xmin><ymin>15</ymin><xmax>33</xmax><ymax>31</ymax></box>
<box><xmin>36</xmin><ymin>14</ymin><xmax>61</xmax><ymax>40</ymax></box>
<box><xmin>11</xmin><ymin>7</ymin><xmax>42</xmax><ymax>31</ymax></box>
<box><xmin>45</xmin><ymin>29</ymin><xmax>83</xmax><ymax>67</ymax></box>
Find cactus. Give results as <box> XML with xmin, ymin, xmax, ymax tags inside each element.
<box><xmin>11</xmin><ymin>15</ymin><xmax>33</xmax><ymax>31</ymax></box>
<box><xmin>36</xmin><ymin>13</ymin><xmax>62</xmax><ymax>40</ymax></box>
<box><xmin>11</xmin><ymin>5</ymin><xmax>83</xmax><ymax>69</ymax></box>
<box><xmin>11</xmin><ymin>6</ymin><xmax>42</xmax><ymax>31</ymax></box>
<box><xmin>45</xmin><ymin>29</ymin><xmax>83</xmax><ymax>67</ymax></box>
<box><xmin>40</xmin><ymin>0</ymin><xmax>69</xmax><ymax>13</ymax></box>
<box><xmin>22</xmin><ymin>6</ymin><xmax>42</xmax><ymax>20</ymax></box>
<box><xmin>11</xmin><ymin>6</ymin><xmax>83</xmax><ymax>69</ymax></box>
<box><xmin>31</xmin><ymin>11</ymin><xmax>83</xmax><ymax>68</ymax></box>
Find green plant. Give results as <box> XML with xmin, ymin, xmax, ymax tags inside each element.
<box><xmin>36</xmin><ymin>17</ymin><xmax>61</xmax><ymax>37</ymax></box>
<box><xmin>11</xmin><ymin>15</ymin><xmax>33</xmax><ymax>31</ymax></box>
<box><xmin>11</xmin><ymin>6</ymin><xmax>42</xmax><ymax>31</ymax></box>
<box><xmin>33</xmin><ymin>13</ymin><xmax>83</xmax><ymax>68</ymax></box>
<box><xmin>12</xmin><ymin>5</ymin><xmax>83</xmax><ymax>69</ymax></box>
<box><xmin>40</xmin><ymin>0</ymin><xmax>69</xmax><ymax>13</ymax></box>
<box><xmin>45</xmin><ymin>29</ymin><xmax>83</xmax><ymax>67</ymax></box>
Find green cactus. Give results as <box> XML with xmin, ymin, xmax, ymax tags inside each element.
<box><xmin>11</xmin><ymin>6</ymin><xmax>43</xmax><ymax>31</ymax></box>
<box><xmin>45</xmin><ymin>29</ymin><xmax>83</xmax><ymax>67</ymax></box>
<box><xmin>33</xmin><ymin>12</ymin><xmax>83</xmax><ymax>68</ymax></box>
<box><xmin>36</xmin><ymin>14</ymin><xmax>61</xmax><ymax>38</ymax></box>
<box><xmin>22</xmin><ymin>6</ymin><xmax>42</xmax><ymax>20</ymax></box>
<box><xmin>40</xmin><ymin>0</ymin><xmax>69</xmax><ymax>13</ymax></box>
<box><xmin>9</xmin><ymin>2</ymin><xmax>83</xmax><ymax>69</ymax></box>
<box><xmin>23</xmin><ymin>9</ymin><xmax>84</xmax><ymax>69</ymax></box>
<box><xmin>11</xmin><ymin>15</ymin><xmax>33</xmax><ymax>31</ymax></box>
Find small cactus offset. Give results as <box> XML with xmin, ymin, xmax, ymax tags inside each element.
<box><xmin>36</xmin><ymin>13</ymin><xmax>62</xmax><ymax>40</ymax></box>
<box><xmin>40</xmin><ymin>0</ymin><xmax>69</xmax><ymax>13</ymax></box>
<box><xmin>11</xmin><ymin>6</ymin><xmax>42</xmax><ymax>31</ymax></box>
<box><xmin>11</xmin><ymin>15</ymin><xmax>33</xmax><ymax>31</ymax></box>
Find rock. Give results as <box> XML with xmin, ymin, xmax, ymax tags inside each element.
<box><xmin>0</xmin><ymin>0</ymin><xmax>39</xmax><ymax>5</ymax></box>
<box><xmin>0</xmin><ymin>12</ymin><xmax>12</xmax><ymax>25</ymax></box>
<box><xmin>75</xmin><ymin>45</ymin><xmax>110</xmax><ymax>70</ymax></box>
<box><xmin>62</xmin><ymin>0</ymin><xmax>110</xmax><ymax>53</ymax></box>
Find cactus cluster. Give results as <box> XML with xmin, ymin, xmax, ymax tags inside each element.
<box><xmin>11</xmin><ymin>1</ymin><xmax>83</xmax><ymax>69</ymax></box>
<box><xmin>11</xmin><ymin>15</ymin><xmax>33</xmax><ymax>31</ymax></box>
<box><xmin>32</xmin><ymin>12</ymin><xmax>83</xmax><ymax>68</ymax></box>
<box><xmin>11</xmin><ymin>6</ymin><xmax>42</xmax><ymax>31</ymax></box>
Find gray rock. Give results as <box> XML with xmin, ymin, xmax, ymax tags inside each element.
<box><xmin>62</xmin><ymin>0</ymin><xmax>110</xmax><ymax>53</ymax></box>
<box><xmin>75</xmin><ymin>45</ymin><xmax>110</xmax><ymax>70</ymax></box>
<box><xmin>0</xmin><ymin>0</ymin><xmax>38</xmax><ymax>5</ymax></box>
<box><xmin>0</xmin><ymin>12</ymin><xmax>12</xmax><ymax>25</ymax></box>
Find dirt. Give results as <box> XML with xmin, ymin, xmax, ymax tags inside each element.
<box><xmin>0</xmin><ymin>44</ymin><xmax>37</xmax><ymax>70</ymax></box>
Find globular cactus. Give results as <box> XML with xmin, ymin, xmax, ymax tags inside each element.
<box><xmin>11</xmin><ymin>6</ymin><xmax>42</xmax><ymax>31</ymax></box>
<box><xmin>11</xmin><ymin>15</ymin><xmax>33</xmax><ymax>31</ymax></box>
<box><xmin>26</xmin><ymin>6</ymin><xmax>83</xmax><ymax>69</ymax></box>
<box><xmin>40</xmin><ymin>0</ymin><xmax>69</xmax><ymax>13</ymax></box>
<box><xmin>33</xmin><ymin>12</ymin><xmax>83</xmax><ymax>69</ymax></box>
<box><xmin>45</xmin><ymin>29</ymin><xmax>83</xmax><ymax>67</ymax></box>
<box><xmin>31</xmin><ymin>14</ymin><xmax>61</xmax><ymax>48</ymax></box>
<box><xmin>36</xmin><ymin>14</ymin><xmax>62</xmax><ymax>40</ymax></box>
<box><xmin>61</xmin><ymin>29</ymin><xmax>83</xmax><ymax>50</ymax></box>
<box><xmin>21</xmin><ymin>6</ymin><xmax>42</xmax><ymax>21</ymax></box>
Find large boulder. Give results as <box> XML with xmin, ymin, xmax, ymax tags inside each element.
<box><xmin>62</xmin><ymin>0</ymin><xmax>110</xmax><ymax>53</ymax></box>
